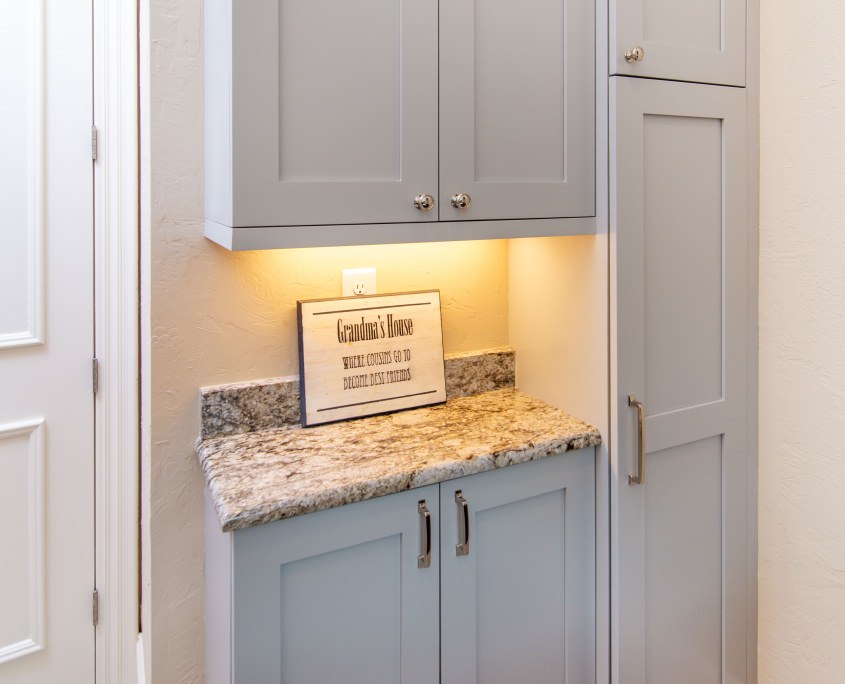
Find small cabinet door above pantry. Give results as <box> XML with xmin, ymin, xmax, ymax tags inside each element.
<box><xmin>204</xmin><ymin>0</ymin><xmax>595</xmax><ymax>246</ymax></box>
<box><xmin>611</xmin><ymin>0</ymin><xmax>746</xmax><ymax>86</ymax></box>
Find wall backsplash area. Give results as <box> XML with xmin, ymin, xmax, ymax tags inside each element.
<box><xmin>205</xmin><ymin>239</ymin><xmax>510</xmax><ymax>381</ymax></box>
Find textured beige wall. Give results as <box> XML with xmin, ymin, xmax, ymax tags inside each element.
<box><xmin>142</xmin><ymin>2</ymin><xmax>509</xmax><ymax>681</ymax></box>
<box><xmin>759</xmin><ymin>3</ymin><xmax>845</xmax><ymax>680</ymax></box>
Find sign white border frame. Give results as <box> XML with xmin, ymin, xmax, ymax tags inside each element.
<box><xmin>297</xmin><ymin>290</ymin><xmax>447</xmax><ymax>426</ymax></box>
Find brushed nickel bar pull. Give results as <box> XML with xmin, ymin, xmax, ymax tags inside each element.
<box><xmin>628</xmin><ymin>394</ymin><xmax>646</xmax><ymax>485</ymax></box>
<box><xmin>418</xmin><ymin>500</ymin><xmax>431</xmax><ymax>568</ymax></box>
<box><xmin>455</xmin><ymin>490</ymin><xmax>470</xmax><ymax>556</ymax></box>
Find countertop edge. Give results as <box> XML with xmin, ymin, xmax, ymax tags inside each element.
<box><xmin>204</xmin><ymin>427</ymin><xmax>601</xmax><ymax>533</ymax></box>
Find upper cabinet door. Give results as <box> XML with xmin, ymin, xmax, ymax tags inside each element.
<box><xmin>611</xmin><ymin>0</ymin><xmax>746</xmax><ymax>86</ymax></box>
<box><xmin>438</xmin><ymin>0</ymin><xmax>595</xmax><ymax>222</ymax></box>
<box><xmin>209</xmin><ymin>0</ymin><xmax>438</xmax><ymax>228</ymax></box>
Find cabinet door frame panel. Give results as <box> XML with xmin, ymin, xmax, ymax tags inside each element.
<box><xmin>216</xmin><ymin>0</ymin><xmax>439</xmax><ymax>228</ymax></box>
<box><xmin>438</xmin><ymin>0</ymin><xmax>595</xmax><ymax>221</ymax></box>
<box><xmin>439</xmin><ymin>451</ymin><xmax>596</xmax><ymax>684</ymax></box>
<box><xmin>230</xmin><ymin>485</ymin><xmax>440</xmax><ymax>684</ymax></box>
<box><xmin>611</xmin><ymin>76</ymin><xmax>748</xmax><ymax>684</ymax></box>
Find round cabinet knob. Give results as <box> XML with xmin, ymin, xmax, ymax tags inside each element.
<box><xmin>450</xmin><ymin>193</ymin><xmax>472</xmax><ymax>209</ymax></box>
<box><xmin>414</xmin><ymin>194</ymin><xmax>435</xmax><ymax>212</ymax></box>
<box><xmin>624</xmin><ymin>46</ymin><xmax>645</xmax><ymax>63</ymax></box>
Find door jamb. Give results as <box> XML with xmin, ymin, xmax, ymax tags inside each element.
<box><xmin>93</xmin><ymin>0</ymin><xmax>140</xmax><ymax>681</ymax></box>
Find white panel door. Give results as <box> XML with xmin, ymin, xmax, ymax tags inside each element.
<box><xmin>232</xmin><ymin>486</ymin><xmax>440</xmax><ymax>684</ymax></box>
<box><xmin>226</xmin><ymin>0</ymin><xmax>438</xmax><ymax>228</ymax></box>
<box><xmin>0</xmin><ymin>0</ymin><xmax>94</xmax><ymax>682</ymax></box>
<box><xmin>440</xmin><ymin>451</ymin><xmax>596</xmax><ymax>684</ymax></box>
<box><xmin>439</xmin><ymin>0</ymin><xmax>594</xmax><ymax>222</ymax></box>
<box><xmin>611</xmin><ymin>77</ymin><xmax>748</xmax><ymax>683</ymax></box>
<box><xmin>611</xmin><ymin>0</ymin><xmax>746</xmax><ymax>86</ymax></box>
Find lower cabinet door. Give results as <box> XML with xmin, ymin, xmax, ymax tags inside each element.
<box><xmin>439</xmin><ymin>451</ymin><xmax>596</xmax><ymax>684</ymax></box>
<box><xmin>231</xmin><ymin>485</ymin><xmax>440</xmax><ymax>684</ymax></box>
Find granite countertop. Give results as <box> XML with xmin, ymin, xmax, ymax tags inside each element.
<box><xmin>199</xmin><ymin>387</ymin><xmax>601</xmax><ymax>532</ymax></box>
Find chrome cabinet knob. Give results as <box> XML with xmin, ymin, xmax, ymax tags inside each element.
<box><xmin>624</xmin><ymin>46</ymin><xmax>645</xmax><ymax>63</ymax></box>
<box><xmin>450</xmin><ymin>193</ymin><xmax>471</xmax><ymax>209</ymax></box>
<box><xmin>414</xmin><ymin>194</ymin><xmax>435</xmax><ymax>212</ymax></box>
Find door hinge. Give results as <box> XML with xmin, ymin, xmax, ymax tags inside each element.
<box><xmin>92</xmin><ymin>588</ymin><xmax>99</xmax><ymax>626</ymax></box>
<box><xmin>91</xmin><ymin>126</ymin><xmax>98</xmax><ymax>161</ymax></box>
<box><xmin>92</xmin><ymin>357</ymin><xmax>100</xmax><ymax>395</ymax></box>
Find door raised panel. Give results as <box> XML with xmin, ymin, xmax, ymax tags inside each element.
<box><xmin>643</xmin><ymin>113</ymin><xmax>723</xmax><ymax>416</ymax></box>
<box><xmin>0</xmin><ymin>420</ymin><xmax>45</xmax><ymax>663</ymax></box>
<box><xmin>643</xmin><ymin>0</ymin><xmax>721</xmax><ymax>51</ymax></box>
<box><xmin>645</xmin><ymin>437</ymin><xmax>722</xmax><ymax>684</ymax></box>
<box><xmin>278</xmin><ymin>0</ymin><xmax>399</xmax><ymax>183</ymax></box>
<box><xmin>0</xmin><ymin>2</ymin><xmax>43</xmax><ymax>348</ymax></box>
<box><xmin>475</xmin><ymin>490</ymin><xmax>567</xmax><ymax>682</ymax></box>
<box><xmin>612</xmin><ymin>0</ymin><xmax>746</xmax><ymax>86</ymax></box>
<box><xmin>279</xmin><ymin>535</ymin><xmax>402</xmax><ymax>684</ymax></box>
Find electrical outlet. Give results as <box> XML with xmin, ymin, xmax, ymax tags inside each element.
<box><xmin>342</xmin><ymin>268</ymin><xmax>377</xmax><ymax>297</ymax></box>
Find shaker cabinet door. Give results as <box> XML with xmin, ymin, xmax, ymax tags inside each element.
<box><xmin>218</xmin><ymin>0</ymin><xmax>439</xmax><ymax>228</ymax></box>
<box><xmin>231</xmin><ymin>485</ymin><xmax>440</xmax><ymax>684</ymax></box>
<box><xmin>611</xmin><ymin>77</ymin><xmax>749</xmax><ymax>684</ymax></box>
<box><xmin>611</xmin><ymin>0</ymin><xmax>746</xmax><ymax>86</ymax></box>
<box><xmin>439</xmin><ymin>451</ymin><xmax>596</xmax><ymax>684</ymax></box>
<box><xmin>438</xmin><ymin>0</ymin><xmax>594</xmax><ymax>222</ymax></box>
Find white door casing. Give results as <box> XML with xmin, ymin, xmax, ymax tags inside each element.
<box><xmin>93</xmin><ymin>0</ymin><xmax>141</xmax><ymax>680</ymax></box>
<box><xmin>0</xmin><ymin>0</ymin><xmax>95</xmax><ymax>681</ymax></box>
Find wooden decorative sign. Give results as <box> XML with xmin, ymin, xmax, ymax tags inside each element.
<box><xmin>297</xmin><ymin>291</ymin><xmax>446</xmax><ymax>427</ymax></box>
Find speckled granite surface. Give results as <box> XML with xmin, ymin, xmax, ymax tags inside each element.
<box><xmin>200</xmin><ymin>347</ymin><xmax>515</xmax><ymax>439</ymax></box>
<box><xmin>199</xmin><ymin>388</ymin><xmax>601</xmax><ymax>532</ymax></box>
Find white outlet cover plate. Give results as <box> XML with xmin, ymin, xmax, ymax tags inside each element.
<box><xmin>342</xmin><ymin>268</ymin><xmax>377</xmax><ymax>297</ymax></box>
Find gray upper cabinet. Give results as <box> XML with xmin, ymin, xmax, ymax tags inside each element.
<box><xmin>204</xmin><ymin>0</ymin><xmax>594</xmax><ymax>249</ymax></box>
<box><xmin>611</xmin><ymin>0</ymin><xmax>746</xmax><ymax>86</ymax></box>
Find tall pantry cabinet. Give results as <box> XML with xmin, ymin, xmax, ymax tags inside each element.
<box><xmin>609</xmin><ymin>1</ymin><xmax>753</xmax><ymax>683</ymax></box>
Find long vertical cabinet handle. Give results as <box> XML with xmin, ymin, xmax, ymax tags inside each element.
<box><xmin>455</xmin><ymin>490</ymin><xmax>470</xmax><ymax>556</ymax></box>
<box><xmin>418</xmin><ymin>501</ymin><xmax>432</xmax><ymax>568</ymax></box>
<box><xmin>628</xmin><ymin>394</ymin><xmax>646</xmax><ymax>485</ymax></box>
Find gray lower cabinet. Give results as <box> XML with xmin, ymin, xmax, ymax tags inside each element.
<box><xmin>205</xmin><ymin>449</ymin><xmax>595</xmax><ymax>684</ymax></box>
<box><xmin>610</xmin><ymin>0</ymin><xmax>746</xmax><ymax>86</ymax></box>
<box><xmin>611</xmin><ymin>76</ymin><xmax>749</xmax><ymax>683</ymax></box>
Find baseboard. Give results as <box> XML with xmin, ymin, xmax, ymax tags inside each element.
<box><xmin>136</xmin><ymin>633</ymin><xmax>146</xmax><ymax>684</ymax></box>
